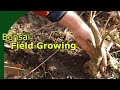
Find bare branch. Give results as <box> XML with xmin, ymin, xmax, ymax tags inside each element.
<box><xmin>4</xmin><ymin>66</ymin><xmax>26</xmax><ymax>71</ymax></box>
<box><xmin>88</xmin><ymin>11</ymin><xmax>102</xmax><ymax>48</ymax></box>
<box><xmin>104</xmin><ymin>12</ymin><xmax>114</xmax><ymax>31</ymax></box>
<box><xmin>100</xmin><ymin>29</ymin><xmax>117</xmax><ymax>48</ymax></box>
<box><xmin>22</xmin><ymin>50</ymin><xmax>59</xmax><ymax>78</ymax></box>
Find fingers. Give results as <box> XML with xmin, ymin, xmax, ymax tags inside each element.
<box><xmin>100</xmin><ymin>64</ymin><xmax>106</xmax><ymax>77</ymax></box>
<box><xmin>102</xmin><ymin>54</ymin><xmax>107</xmax><ymax>67</ymax></box>
<box><xmin>75</xmin><ymin>38</ymin><xmax>93</xmax><ymax>58</ymax></box>
<box><xmin>101</xmin><ymin>46</ymin><xmax>107</xmax><ymax>67</ymax></box>
<box><xmin>100</xmin><ymin>56</ymin><xmax>107</xmax><ymax>77</ymax></box>
<box><xmin>100</xmin><ymin>45</ymin><xmax>108</xmax><ymax>77</ymax></box>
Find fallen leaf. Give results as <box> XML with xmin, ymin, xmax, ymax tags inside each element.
<box><xmin>4</xmin><ymin>43</ymin><xmax>11</xmax><ymax>48</ymax></box>
<box><xmin>4</xmin><ymin>64</ymin><xmax>22</xmax><ymax>79</ymax></box>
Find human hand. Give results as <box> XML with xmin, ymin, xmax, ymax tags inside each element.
<box><xmin>100</xmin><ymin>44</ymin><xmax>107</xmax><ymax>77</ymax></box>
<box><xmin>57</xmin><ymin>11</ymin><xmax>108</xmax><ymax>77</ymax></box>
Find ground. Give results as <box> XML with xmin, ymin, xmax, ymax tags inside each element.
<box><xmin>4</xmin><ymin>11</ymin><xmax>120</xmax><ymax>79</ymax></box>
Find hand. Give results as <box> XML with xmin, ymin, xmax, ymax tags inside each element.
<box><xmin>100</xmin><ymin>45</ymin><xmax>107</xmax><ymax>77</ymax></box>
<box><xmin>57</xmin><ymin>11</ymin><xmax>108</xmax><ymax>77</ymax></box>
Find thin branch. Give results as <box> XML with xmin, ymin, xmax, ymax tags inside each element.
<box><xmin>88</xmin><ymin>11</ymin><xmax>102</xmax><ymax>47</ymax></box>
<box><xmin>79</xmin><ymin>11</ymin><xmax>85</xmax><ymax>16</ymax></box>
<box><xmin>100</xmin><ymin>29</ymin><xmax>117</xmax><ymax>48</ymax></box>
<box><xmin>22</xmin><ymin>50</ymin><xmax>59</xmax><ymax>78</ymax></box>
<box><xmin>107</xmin><ymin>42</ymin><xmax>113</xmax><ymax>52</ymax></box>
<box><xmin>104</xmin><ymin>12</ymin><xmax>114</xmax><ymax>31</ymax></box>
<box><xmin>30</xmin><ymin>23</ymin><xmax>56</xmax><ymax>35</ymax></box>
<box><xmin>92</xmin><ymin>11</ymin><xmax>97</xmax><ymax>19</ymax></box>
<box><xmin>110</xmin><ymin>50</ymin><xmax>120</xmax><ymax>54</ymax></box>
<box><xmin>4</xmin><ymin>66</ymin><xmax>26</xmax><ymax>71</ymax></box>
<box><xmin>95</xmin><ymin>11</ymin><xmax>102</xmax><ymax>17</ymax></box>
<box><xmin>48</xmin><ymin>71</ymin><xmax>54</xmax><ymax>79</ymax></box>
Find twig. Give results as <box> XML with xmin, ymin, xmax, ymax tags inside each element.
<box><xmin>103</xmin><ymin>12</ymin><xmax>114</xmax><ymax>31</ymax></box>
<box><xmin>110</xmin><ymin>50</ymin><xmax>120</xmax><ymax>54</ymax></box>
<box><xmin>100</xmin><ymin>29</ymin><xmax>117</xmax><ymax>48</ymax></box>
<box><xmin>22</xmin><ymin>50</ymin><xmax>59</xmax><ymax>78</ymax></box>
<box><xmin>48</xmin><ymin>71</ymin><xmax>54</xmax><ymax>79</ymax></box>
<box><xmin>79</xmin><ymin>11</ymin><xmax>85</xmax><ymax>16</ymax></box>
<box><xmin>107</xmin><ymin>42</ymin><xmax>114</xmax><ymax>52</ymax></box>
<box><xmin>100</xmin><ymin>12</ymin><xmax>114</xmax><ymax>48</ymax></box>
<box><xmin>95</xmin><ymin>11</ymin><xmax>102</xmax><ymax>17</ymax></box>
<box><xmin>4</xmin><ymin>66</ymin><xmax>26</xmax><ymax>71</ymax></box>
<box><xmin>88</xmin><ymin>11</ymin><xmax>102</xmax><ymax>47</ymax></box>
<box><xmin>92</xmin><ymin>11</ymin><xmax>97</xmax><ymax>19</ymax></box>
<box><xmin>30</xmin><ymin>23</ymin><xmax>56</xmax><ymax>35</ymax></box>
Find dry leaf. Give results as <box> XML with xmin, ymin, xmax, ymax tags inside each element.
<box><xmin>23</xmin><ymin>23</ymin><xmax>33</xmax><ymax>32</ymax></box>
<box><xmin>4</xmin><ymin>43</ymin><xmax>11</xmax><ymax>48</ymax></box>
<box><xmin>4</xmin><ymin>64</ymin><xmax>22</xmax><ymax>79</ymax></box>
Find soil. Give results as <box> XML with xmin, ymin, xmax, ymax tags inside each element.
<box><xmin>4</xmin><ymin>11</ymin><xmax>120</xmax><ymax>79</ymax></box>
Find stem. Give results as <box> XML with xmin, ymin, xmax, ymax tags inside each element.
<box><xmin>22</xmin><ymin>50</ymin><xmax>59</xmax><ymax>78</ymax></box>
<box><xmin>103</xmin><ymin>12</ymin><xmax>114</xmax><ymax>31</ymax></box>
<box><xmin>88</xmin><ymin>11</ymin><xmax>102</xmax><ymax>48</ymax></box>
<box><xmin>86</xmin><ymin>39</ymin><xmax>95</xmax><ymax>55</ymax></box>
<box><xmin>100</xmin><ymin>29</ymin><xmax>117</xmax><ymax>48</ymax></box>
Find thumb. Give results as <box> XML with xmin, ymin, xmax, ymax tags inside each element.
<box><xmin>101</xmin><ymin>47</ymin><xmax>107</xmax><ymax>67</ymax></box>
<box><xmin>100</xmin><ymin>46</ymin><xmax>107</xmax><ymax>77</ymax></box>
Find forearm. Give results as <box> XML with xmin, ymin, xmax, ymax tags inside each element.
<box><xmin>33</xmin><ymin>11</ymin><xmax>107</xmax><ymax>71</ymax></box>
<box><xmin>33</xmin><ymin>11</ymin><xmax>95</xmax><ymax>56</ymax></box>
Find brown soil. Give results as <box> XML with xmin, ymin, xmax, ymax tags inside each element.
<box><xmin>4</xmin><ymin>11</ymin><xmax>120</xmax><ymax>79</ymax></box>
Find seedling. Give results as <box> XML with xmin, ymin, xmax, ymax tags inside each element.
<box><xmin>83</xmin><ymin>11</ymin><xmax>115</xmax><ymax>78</ymax></box>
